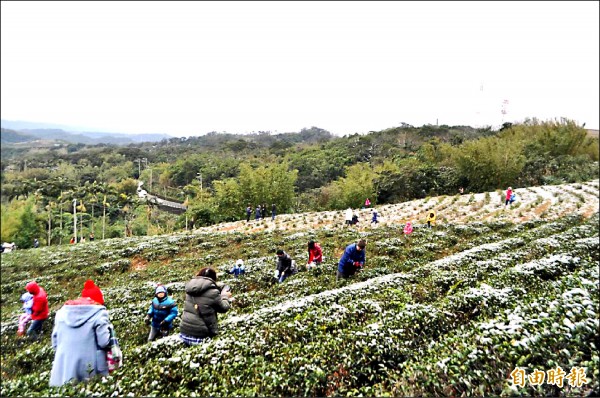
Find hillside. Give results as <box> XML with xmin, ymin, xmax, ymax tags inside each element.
<box><xmin>0</xmin><ymin>128</ymin><xmax>37</xmax><ymax>144</ymax></box>
<box><xmin>200</xmin><ymin>180</ymin><xmax>600</xmax><ymax>235</ymax></box>
<box><xmin>0</xmin><ymin>180</ymin><xmax>598</xmax><ymax>396</ymax></box>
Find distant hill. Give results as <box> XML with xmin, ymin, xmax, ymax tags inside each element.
<box><xmin>0</xmin><ymin>128</ymin><xmax>37</xmax><ymax>144</ymax></box>
<box><xmin>0</xmin><ymin>119</ymin><xmax>171</xmax><ymax>145</ymax></box>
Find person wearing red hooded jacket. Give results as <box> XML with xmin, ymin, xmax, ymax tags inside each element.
<box><xmin>25</xmin><ymin>281</ymin><xmax>49</xmax><ymax>340</ymax></box>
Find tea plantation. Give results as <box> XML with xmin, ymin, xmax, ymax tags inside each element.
<box><xmin>1</xmin><ymin>188</ymin><xmax>598</xmax><ymax>396</ymax></box>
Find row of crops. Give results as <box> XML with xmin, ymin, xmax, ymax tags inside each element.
<box><xmin>1</xmin><ymin>211</ymin><xmax>598</xmax><ymax>396</ymax></box>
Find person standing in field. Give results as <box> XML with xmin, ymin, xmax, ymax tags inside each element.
<box><xmin>345</xmin><ymin>208</ymin><xmax>353</xmax><ymax>227</ymax></box>
<box><xmin>426</xmin><ymin>210</ymin><xmax>436</xmax><ymax>228</ymax></box>
<box><xmin>49</xmin><ymin>280</ymin><xmax>111</xmax><ymax>386</ymax></box>
<box><xmin>145</xmin><ymin>285</ymin><xmax>178</xmax><ymax>342</ymax></box>
<box><xmin>25</xmin><ymin>281</ymin><xmax>49</xmax><ymax>341</ymax></box>
<box><xmin>179</xmin><ymin>267</ymin><xmax>233</xmax><ymax>346</ymax></box>
<box><xmin>255</xmin><ymin>205</ymin><xmax>261</xmax><ymax>220</ymax></box>
<box><xmin>371</xmin><ymin>208</ymin><xmax>379</xmax><ymax>225</ymax></box>
<box><xmin>505</xmin><ymin>187</ymin><xmax>513</xmax><ymax>207</ymax></box>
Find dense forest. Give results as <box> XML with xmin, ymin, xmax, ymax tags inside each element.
<box><xmin>1</xmin><ymin>118</ymin><xmax>598</xmax><ymax>248</ymax></box>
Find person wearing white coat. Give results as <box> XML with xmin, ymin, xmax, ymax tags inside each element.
<box><xmin>344</xmin><ymin>208</ymin><xmax>353</xmax><ymax>226</ymax></box>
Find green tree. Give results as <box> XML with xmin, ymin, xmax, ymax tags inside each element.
<box><xmin>321</xmin><ymin>163</ymin><xmax>377</xmax><ymax>209</ymax></box>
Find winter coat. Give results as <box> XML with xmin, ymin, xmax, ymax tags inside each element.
<box><xmin>506</xmin><ymin>189</ymin><xmax>513</xmax><ymax>201</ymax></box>
<box><xmin>276</xmin><ymin>252</ymin><xmax>295</xmax><ymax>276</ymax></box>
<box><xmin>147</xmin><ymin>296</ymin><xmax>178</xmax><ymax>329</ymax></box>
<box><xmin>49</xmin><ymin>297</ymin><xmax>111</xmax><ymax>387</ymax></box>
<box><xmin>338</xmin><ymin>243</ymin><xmax>366</xmax><ymax>276</ymax></box>
<box><xmin>308</xmin><ymin>244</ymin><xmax>323</xmax><ymax>264</ymax></box>
<box><xmin>345</xmin><ymin>208</ymin><xmax>353</xmax><ymax>222</ymax></box>
<box><xmin>179</xmin><ymin>276</ymin><xmax>231</xmax><ymax>339</ymax></box>
<box><xmin>227</xmin><ymin>265</ymin><xmax>245</xmax><ymax>277</ymax></box>
<box><xmin>20</xmin><ymin>292</ymin><xmax>34</xmax><ymax>315</ymax></box>
<box><xmin>25</xmin><ymin>282</ymin><xmax>49</xmax><ymax>321</ymax></box>
<box><xmin>426</xmin><ymin>211</ymin><xmax>436</xmax><ymax>223</ymax></box>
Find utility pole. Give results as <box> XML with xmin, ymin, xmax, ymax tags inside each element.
<box><xmin>197</xmin><ymin>172</ymin><xmax>203</xmax><ymax>203</ymax></box>
<box><xmin>135</xmin><ymin>158</ymin><xmax>147</xmax><ymax>180</ymax></box>
<box><xmin>103</xmin><ymin>197</ymin><xmax>106</xmax><ymax>240</ymax></box>
<box><xmin>73</xmin><ymin>199</ymin><xmax>77</xmax><ymax>243</ymax></box>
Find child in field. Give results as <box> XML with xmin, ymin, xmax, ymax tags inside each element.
<box><xmin>227</xmin><ymin>259</ymin><xmax>246</xmax><ymax>278</ymax></box>
<box><xmin>17</xmin><ymin>292</ymin><xmax>34</xmax><ymax>336</ymax></box>
<box><xmin>145</xmin><ymin>285</ymin><xmax>178</xmax><ymax>342</ymax></box>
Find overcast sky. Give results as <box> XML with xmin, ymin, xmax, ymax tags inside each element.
<box><xmin>1</xmin><ymin>1</ymin><xmax>598</xmax><ymax>136</ymax></box>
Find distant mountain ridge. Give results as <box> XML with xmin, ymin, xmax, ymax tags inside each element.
<box><xmin>0</xmin><ymin>119</ymin><xmax>172</xmax><ymax>145</ymax></box>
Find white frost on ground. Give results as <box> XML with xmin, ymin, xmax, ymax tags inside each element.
<box><xmin>194</xmin><ymin>180</ymin><xmax>599</xmax><ymax>236</ymax></box>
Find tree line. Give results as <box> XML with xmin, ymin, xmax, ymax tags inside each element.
<box><xmin>1</xmin><ymin>118</ymin><xmax>597</xmax><ymax>248</ymax></box>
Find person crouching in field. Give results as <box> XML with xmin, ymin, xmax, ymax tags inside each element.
<box><xmin>275</xmin><ymin>249</ymin><xmax>297</xmax><ymax>283</ymax></box>
<box><xmin>145</xmin><ymin>285</ymin><xmax>178</xmax><ymax>342</ymax></box>
<box><xmin>307</xmin><ymin>240</ymin><xmax>323</xmax><ymax>270</ymax></box>
<box><xmin>337</xmin><ymin>239</ymin><xmax>366</xmax><ymax>281</ymax></box>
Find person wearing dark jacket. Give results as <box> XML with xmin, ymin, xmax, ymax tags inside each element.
<box><xmin>275</xmin><ymin>249</ymin><xmax>296</xmax><ymax>283</ymax></box>
<box><xmin>25</xmin><ymin>281</ymin><xmax>49</xmax><ymax>340</ymax></box>
<box><xmin>179</xmin><ymin>267</ymin><xmax>232</xmax><ymax>346</ymax></box>
<box><xmin>145</xmin><ymin>285</ymin><xmax>178</xmax><ymax>342</ymax></box>
<box><xmin>337</xmin><ymin>239</ymin><xmax>367</xmax><ymax>281</ymax></box>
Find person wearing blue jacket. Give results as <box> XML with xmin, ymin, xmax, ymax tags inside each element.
<box><xmin>227</xmin><ymin>259</ymin><xmax>246</xmax><ymax>278</ymax></box>
<box><xmin>337</xmin><ymin>239</ymin><xmax>367</xmax><ymax>281</ymax></box>
<box><xmin>49</xmin><ymin>293</ymin><xmax>110</xmax><ymax>386</ymax></box>
<box><xmin>145</xmin><ymin>285</ymin><xmax>178</xmax><ymax>342</ymax></box>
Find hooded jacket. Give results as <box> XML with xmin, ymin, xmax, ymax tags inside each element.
<box><xmin>147</xmin><ymin>285</ymin><xmax>178</xmax><ymax>329</ymax></box>
<box><xmin>25</xmin><ymin>281</ymin><xmax>49</xmax><ymax>321</ymax></box>
<box><xmin>49</xmin><ymin>297</ymin><xmax>110</xmax><ymax>387</ymax></box>
<box><xmin>179</xmin><ymin>276</ymin><xmax>231</xmax><ymax>338</ymax></box>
